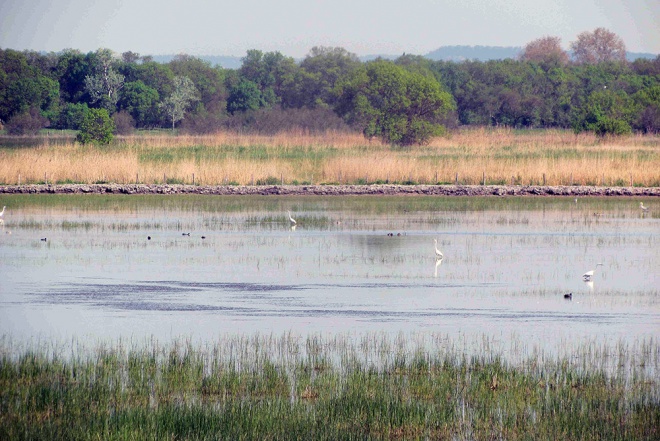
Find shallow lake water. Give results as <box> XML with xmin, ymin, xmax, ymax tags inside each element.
<box><xmin>0</xmin><ymin>195</ymin><xmax>657</xmax><ymax>357</ymax></box>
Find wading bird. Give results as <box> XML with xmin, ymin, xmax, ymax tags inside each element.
<box><xmin>564</xmin><ymin>293</ymin><xmax>572</xmax><ymax>300</ymax></box>
<box><xmin>288</xmin><ymin>211</ymin><xmax>297</xmax><ymax>226</ymax></box>
<box><xmin>582</xmin><ymin>263</ymin><xmax>603</xmax><ymax>281</ymax></box>
<box><xmin>640</xmin><ymin>202</ymin><xmax>649</xmax><ymax>212</ymax></box>
<box><xmin>0</xmin><ymin>206</ymin><xmax>5</xmax><ymax>223</ymax></box>
<box><xmin>433</xmin><ymin>239</ymin><xmax>443</xmax><ymax>259</ymax></box>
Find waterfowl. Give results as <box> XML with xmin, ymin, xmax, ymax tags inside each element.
<box><xmin>433</xmin><ymin>239</ymin><xmax>443</xmax><ymax>259</ymax></box>
<box><xmin>582</xmin><ymin>263</ymin><xmax>603</xmax><ymax>281</ymax></box>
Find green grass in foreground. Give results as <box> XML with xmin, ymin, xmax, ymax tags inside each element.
<box><xmin>0</xmin><ymin>334</ymin><xmax>658</xmax><ymax>440</ymax></box>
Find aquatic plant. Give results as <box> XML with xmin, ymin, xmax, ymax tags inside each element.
<box><xmin>0</xmin><ymin>333</ymin><xmax>657</xmax><ymax>440</ymax></box>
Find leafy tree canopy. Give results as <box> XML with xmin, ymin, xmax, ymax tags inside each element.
<box><xmin>169</xmin><ymin>54</ymin><xmax>226</xmax><ymax>112</ymax></box>
<box><xmin>226</xmin><ymin>79</ymin><xmax>264</xmax><ymax>114</ymax></box>
<box><xmin>118</xmin><ymin>80</ymin><xmax>160</xmax><ymax>128</ymax></box>
<box><xmin>336</xmin><ymin>60</ymin><xmax>455</xmax><ymax>145</ymax></box>
<box><xmin>519</xmin><ymin>36</ymin><xmax>569</xmax><ymax>67</ymax></box>
<box><xmin>571</xmin><ymin>28</ymin><xmax>627</xmax><ymax>64</ymax></box>
<box><xmin>0</xmin><ymin>49</ymin><xmax>60</xmax><ymax>122</ymax></box>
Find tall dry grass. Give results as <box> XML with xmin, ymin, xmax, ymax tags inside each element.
<box><xmin>1</xmin><ymin>128</ymin><xmax>658</xmax><ymax>186</ymax></box>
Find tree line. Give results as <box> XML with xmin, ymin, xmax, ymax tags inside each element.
<box><xmin>1</xmin><ymin>28</ymin><xmax>659</xmax><ymax>145</ymax></box>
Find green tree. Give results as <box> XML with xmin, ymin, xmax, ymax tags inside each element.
<box><xmin>118</xmin><ymin>80</ymin><xmax>160</xmax><ymax>128</ymax></box>
<box><xmin>0</xmin><ymin>49</ymin><xmax>60</xmax><ymax>123</ymax></box>
<box><xmin>53</xmin><ymin>49</ymin><xmax>91</xmax><ymax>103</ymax></box>
<box><xmin>76</xmin><ymin>108</ymin><xmax>115</xmax><ymax>144</ymax></box>
<box><xmin>226</xmin><ymin>79</ymin><xmax>264</xmax><ymax>114</ymax></box>
<box><xmin>159</xmin><ymin>76</ymin><xmax>200</xmax><ymax>130</ymax></box>
<box><xmin>127</xmin><ymin>61</ymin><xmax>174</xmax><ymax>99</ymax></box>
<box><xmin>57</xmin><ymin>102</ymin><xmax>89</xmax><ymax>130</ymax></box>
<box><xmin>336</xmin><ymin>60</ymin><xmax>455</xmax><ymax>145</ymax></box>
<box><xmin>169</xmin><ymin>55</ymin><xmax>226</xmax><ymax>113</ymax></box>
<box><xmin>571</xmin><ymin>88</ymin><xmax>635</xmax><ymax>135</ymax></box>
<box><xmin>238</xmin><ymin>50</ymin><xmax>297</xmax><ymax>108</ymax></box>
<box><xmin>632</xmin><ymin>85</ymin><xmax>660</xmax><ymax>133</ymax></box>
<box><xmin>298</xmin><ymin>46</ymin><xmax>361</xmax><ymax>108</ymax></box>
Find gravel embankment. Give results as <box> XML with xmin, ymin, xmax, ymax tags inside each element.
<box><xmin>0</xmin><ymin>184</ymin><xmax>658</xmax><ymax>196</ymax></box>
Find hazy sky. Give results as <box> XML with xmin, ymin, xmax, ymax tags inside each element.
<box><xmin>1</xmin><ymin>0</ymin><xmax>658</xmax><ymax>58</ymax></box>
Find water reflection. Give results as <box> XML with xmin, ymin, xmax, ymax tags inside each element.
<box><xmin>434</xmin><ymin>257</ymin><xmax>443</xmax><ymax>278</ymax></box>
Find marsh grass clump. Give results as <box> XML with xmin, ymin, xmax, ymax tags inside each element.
<box><xmin>0</xmin><ymin>333</ymin><xmax>657</xmax><ymax>440</ymax></box>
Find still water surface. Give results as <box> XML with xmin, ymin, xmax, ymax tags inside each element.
<box><xmin>0</xmin><ymin>195</ymin><xmax>657</xmax><ymax>353</ymax></box>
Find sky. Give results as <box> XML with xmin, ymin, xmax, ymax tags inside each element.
<box><xmin>1</xmin><ymin>0</ymin><xmax>658</xmax><ymax>58</ymax></box>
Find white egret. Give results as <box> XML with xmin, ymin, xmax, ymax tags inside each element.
<box><xmin>288</xmin><ymin>211</ymin><xmax>297</xmax><ymax>226</ymax></box>
<box><xmin>0</xmin><ymin>206</ymin><xmax>5</xmax><ymax>223</ymax></box>
<box><xmin>640</xmin><ymin>202</ymin><xmax>649</xmax><ymax>212</ymax></box>
<box><xmin>433</xmin><ymin>239</ymin><xmax>443</xmax><ymax>259</ymax></box>
<box><xmin>582</xmin><ymin>263</ymin><xmax>603</xmax><ymax>281</ymax></box>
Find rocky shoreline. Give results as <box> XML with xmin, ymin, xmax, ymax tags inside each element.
<box><xmin>0</xmin><ymin>183</ymin><xmax>658</xmax><ymax>197</ymax></box>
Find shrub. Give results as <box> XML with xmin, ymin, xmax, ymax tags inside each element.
<box><xmin>112</xmin><ymin>110</ymin><xmax>135</xmax><ymax>135</ymax></box>
<box><xmin>76</xmin><ymin>108</ymin><xmax>115</xmax><ymax>144</ymax></box>
<box><xmin>5</xmin><ymin>108</ymin><xmax>50</xmax><ymax>135</ymax></box>
<box><xmin>594</xmin><ymin>117</ymin><xmax>631</xmax><ymax>136</ymax></box>
<box><xmin>180</xmin><ymin>112</ymin><xmax>226</xmax><ymax>134</ymax></box>
<box><xmin>256</xmin><ymin>176</ymin><xmax>280</xmax><ymax>185</ymax></box>
<box><xmin>224</xmin><ymin>107</ymin><xmax>352</xmax><ymax>135</ymax></box>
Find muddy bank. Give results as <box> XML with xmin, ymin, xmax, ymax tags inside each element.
<box><xmin>1</xmin><ymin>183</ymin><xmax>658</xmax><ymax>197</ymax></box>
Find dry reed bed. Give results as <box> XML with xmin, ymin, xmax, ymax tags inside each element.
<box><xmin>1</xmin><ymin>129</ymin><xmax>658</xmax><ymax>186</ymax></box>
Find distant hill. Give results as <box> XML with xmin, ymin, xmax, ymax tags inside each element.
<box><xmin>358</xmin><ymin>54</ymin><xmax>398</xmax><ymax>62</ymax></box>
<box><xmin>425</xmin><ymin>45</ymin><xmax>522</xmax><ymax>61</ymax></box>
<box><xmin>423</xmin><ymin>45</ymin><xmax>656</xmax><ymax>62</ymax></box>
<box><xmin>147</xmin><ymin>47</ymin><xmax>656</xmax><ymax>69</ymax></box>
<box><xmin>149</xmin><ymin>54</ymin><xmax>242</xmax><ymax>69</ymax></box>
<box><xmin>626</xmin><ymin>51</ymin><xmax>657</xmax><ymax>61</ymax></box>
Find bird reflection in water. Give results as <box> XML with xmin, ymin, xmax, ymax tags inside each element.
<box><xmin>434</xmin><ymin>257</ymin><xmax>443</xmax><ymax>278</ymax></box>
